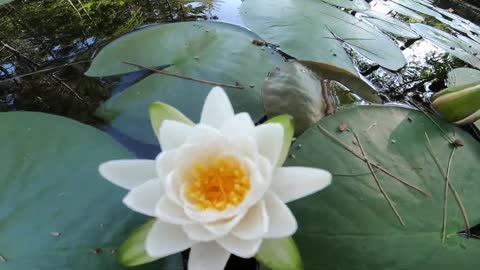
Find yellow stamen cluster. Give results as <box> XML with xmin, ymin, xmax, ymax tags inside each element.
<box><xmin>185</xmin><ymin>155</ymin><xmax>251</xmax><ymax>211</ymax></box>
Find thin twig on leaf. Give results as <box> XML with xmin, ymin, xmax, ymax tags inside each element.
<box><xmin>352</xmin><ymin>131</ymin><xmax>405</xmax><ymax>226</ymax></box>
<box><xmin>317</xmin><ymin>124</ymin><xmax>428</xmax><ymax>196</ymax></box>
<box><xmin>425</xmin><ymin>132</ymin><xmax>471</xmax><ymax>239</ymax></box>
<box><xmin>122</xmin><ymin>61</ymin><xmax>244</xmax><ymax>89</ymax></box>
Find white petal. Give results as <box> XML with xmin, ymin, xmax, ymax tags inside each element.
<box><xmin>146</xmin><ymin>220</ymin><xmax>192</xmax><ymax>258</ymax></box>
<box><xmin>255</xmin><ymin>123</ymin><xmax>284</xmax><ymax>167</ymax></box>
<box><xmin>159</xmin><ymin>120</ymin><xmax>194</xmax><ymax>151</ymax></box>
<box><xmin>217</xmin><ymin>235</ymin><xmax>262</xmax><ymax>258</ymax></box>
<box><xmin>188</xmin><ymin>242</ymin><xmax>230</xmax><ymax>270</ymax></box>
<box><xmin>263</xmin><ymin>191</ymin><xmax>297</xmax><ymax>238</ymax></box>
<box><xmin>165</xmin><ymin>172</ymin><xmax>183</xmax><ymax>206</ymax></box>
<box><xmin>183</xmin><ymin>224</ymin><xmax>217</xmax><ymax>241</ymax></box>
<box><xmin>220</xmin><ymin>112</ymin><xmax>255</xmax><ymax>138</ymax></box>
<box><xmin>123</xmin><ymin>179</ymin><xmax>164</xmax><ymax>216</ymax></box>
<box><xmin>271</xmin><ymin>167</ymin><xmax>332</xmax><ymax>203</ymax></box>
<box><xmin>155</xmin><ymin>196</ymin><xmax>192</xmax><ymax>225</ymax></box>
<box><xmin>200</xmin><ymin>87</ymin><xmax>235</xmax><ymax>128</ymax></box>
<box><xmin>204</xmin><ymin>211</ymin><xmax>247</xmax><ymax>236</ymax></box>
<box><xmin>156</xmin><ymin>150</ymin><xmax>177</xmax><ymax>179</ymax></box>
<box><xmin>99</xmin><ymin>160</ymin><xmax>156</xmax><ymax>190</ymax></box>
<box><xmin>232</xmin><ymin>201</ymin><xmax>268</xmax><ymax>240</ymax></box>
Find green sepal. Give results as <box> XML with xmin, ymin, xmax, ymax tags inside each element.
<box><xmin>118</xmin><ymin>219</ymin><xmax>158</xmax><ymax>267</ymax></box>
<box><xmin>149</xmin><ymin>101</ymin><xmax>194</xmax><ymax>137</ymax></box>
<box><xmin>255</xmin><ymin>237</ymin><xmax>303</xmax><ymax>270</ymax></box>
<box><xmin>265</xmin><ymin>114</ymin><xmax>295</xmax><ymax>166</ymax></box>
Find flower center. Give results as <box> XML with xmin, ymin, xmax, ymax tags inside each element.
<box><xmin>185</xmin><ymin>155</ymin><xmax>251</xmax><ymax>211</ymax></box>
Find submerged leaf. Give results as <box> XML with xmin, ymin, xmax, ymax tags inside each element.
<box><xmin>262</xmin><ymin>61</ymin><xmax>381</xmax><ymax>134</ymax></box>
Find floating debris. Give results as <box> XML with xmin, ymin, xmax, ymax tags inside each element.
<box><xmin>251</xmin><ymin>39</ymin><xmax>266</xmax><ymax>46</ymax></box>
<box><xmin>338</xmin><ymin>123</ymin><xmax>349</xmax><ymax>132</ymax></box>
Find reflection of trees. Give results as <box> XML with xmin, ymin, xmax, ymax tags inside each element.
<box><xmin>366</xmin><ymin>48</ymin><xmax>466</xmax><ymax>101</ymax></box>
<box><xmin>0</xmin><ymin>0</ymin><xmax>214</xmax><ymax>122</ymax></box>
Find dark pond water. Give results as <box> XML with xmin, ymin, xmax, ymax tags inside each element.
<box><xmin>0</xmin><ymin>1</ymin><xmax>480</xmax><ymax>268</ymax></box>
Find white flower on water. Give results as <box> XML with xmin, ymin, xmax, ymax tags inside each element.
<box><xmin>99</xmin><ymin>87</ymin><xmax>331</xmax><ymax>270</ymax></box>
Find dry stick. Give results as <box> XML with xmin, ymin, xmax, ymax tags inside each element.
<box><xmin>317</xmin><ymin>125</ymin><xmax>428</xmax><ymax>196</ymax></box>
<box><xmin>441</xmin><ymin>148</ymin><xmax>456</xmax><ymax>243</ymax></box>
<box><xmin>352</xmin><ymin>131</ymin><xmax>406</xmax><ymax>226</ymax></box>
<box><xmin>1</xmin><ymin>60</ymin><xmax>92</xmax><ymax>82</ymax></box>
<box><xmin>122</xmin><ymin>61</ymin><xmax>244</xmax><ymax>89</ymax></box>
<box><xmin>425</xmin><ymin>133</ymin><xmax>471</xmax><ymax>238</ymax></box>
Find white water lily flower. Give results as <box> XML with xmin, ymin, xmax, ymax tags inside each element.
<box><xmin>99</xmin><ymin>87</ymin><xmax>331</xmax><ymax>270</ymax></box>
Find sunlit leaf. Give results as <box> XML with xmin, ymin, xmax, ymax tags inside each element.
<box><xmin>241</xmin><ymin>0</ymin><xmax>407</xmax><ymax>73</ymax></box>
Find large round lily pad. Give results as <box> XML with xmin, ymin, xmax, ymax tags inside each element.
<box><xmin>391</xmin><ymin>0</ymin><xmax>441</xmax><ymax>18</ymax></box>
<box><xmin>241</xmin><ymin>0</ymin><xmax>406</xmax><ymax>73</ymax></box>
<box><xmin>382</xmin><ymin>1</ymin><xmax>425</xmax><ymax>21</ymax></box>
<box><xmin>87</xmin><ymin>22</ymin><xmax>284</xmax><ymax>144</ymax></box>
<box><xmin>411</xmin><ymin>23</ymin><xmax>480</xmax><ymax>69</ymax></box>
<box><xmin>447</xmin><ymin>68</ymin><xmax>480</xmax><ymax>87</ymax></box>
<box><xmin>0</xmin><ymin>112</ymin><xmax>183</xmax><ymax>270</ymax></box>
<box><xmin>359</xmin><ymin>10</ymin><xmax>420</xmax><ymax>39</ymax></box>
<box><xmin>262</xmin><ymin>61</ymin><xmax>381</xmax><ymax>134</ymax></box>
<box><xmin>286</xmin><ymin>105</ymin><xmax>480</xmax><ymax>269</ymax></box>
<box><xmin>320</xmin><ymin>0</ymin><xmax>370</xmax><ymax>10</ymax></box>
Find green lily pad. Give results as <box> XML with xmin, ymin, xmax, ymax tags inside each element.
<box><xmin>287</xmin><ymin>105</ymin><xmax>480</xmax><ymax>269</ymax></box>
<box><xmin>0</xmin><ymin>112</ymin><xmax>183</xmax><ymax>270</ymax></box>
<box><xmin>241</xmin><ymin>0</ymin><xmax>407</xmax><ymax>74</ymax></box>
<box><xmin>382</xmin><ymin>1</ymin><xmax>425</xmax><ymax>21</ymax></box>
<box><xmin>447</xmin><ymin>68</ymin><xmax>480</xmax><ymax>87</ymax></box>
<box><xmin>411</xmin><ymin>23</ymin><xmax>480</xmax><ymax>69</ymax></box>
<box><xmin>262</xmin><ymin>61</ymin><xmax>381</xmax><ymax>134</ymax></box>
<box><xmin>88</xmin><ymin>22</ymin><xmax>284</xmax><ymax>144</ymax></box>
<box><xmin>360</xmin><ymin>10</ymin><xmax>420</xmax><ymax>39</ymax></box>
<box><xmin>320</xmin><ymin>0</ymin><xmax>370</xmax><ymax>10</ymax></box>
<box><xmin>391</xmin><ymin>0</ymin><xmax>441</xmax><ymax>18</ymax></box>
